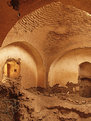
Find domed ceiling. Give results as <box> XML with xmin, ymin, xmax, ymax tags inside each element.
<box><xmin>0</xmin><ymin>0</ymin><xmax>91</xmax><ymax>46</ymax></box>
<box><xmin>2</xmin><ymin>1</ymin><xmax>91</xmax><ymax>67</ymax></box>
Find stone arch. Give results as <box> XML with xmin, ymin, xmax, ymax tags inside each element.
<box><xmin>0</xmin><ymin>41</ymin><xmax>45</xmax><ymax>88</ymax></box>
<box><xmin>48</xmin><ymin>47</ymin><xmax>91</xmax><ymax>87</ymax></box>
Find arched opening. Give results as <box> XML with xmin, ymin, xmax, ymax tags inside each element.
<box><xmin>78</xmin><ymin>62</ymin><xmax>91</xmax><ymax>97</ymax></box>
<box><xmin>0</xmin><ymin>41</ymin><xmax>45</xmax><ymax>88</ymax></box>
<box><xmin>48</xmin><ymin>47</ymin><xmax>91</xmax><ymax>89</ymax></box>
<box><xmin>3</xmin><ymin>58</ymin><xmax>21</xmax><ymax>79</ymax></box>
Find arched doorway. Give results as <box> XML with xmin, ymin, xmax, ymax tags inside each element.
<box><xmin>0</xmin><ymin>41</ymin><xmax>45</xmax><ymax>88</ymax></box>
<box><xmin>78</xmin><ymin>61</ymin><xmax>91</xmax><ymax>97</ymax></box>
<box><xmin>3</xmin><ymin>58</ymin><xmax>21</xmax><ymax>79</ymax></box>
<box><xmin>48</xmin><ymin>47</ymin><xmax>91</xmax><ymax>87</ymax></box>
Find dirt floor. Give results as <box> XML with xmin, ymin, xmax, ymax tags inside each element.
<box><xmin>0</xmin><ymin>79</ymin><xmax>91</xmax><ymax>121</ymax></box>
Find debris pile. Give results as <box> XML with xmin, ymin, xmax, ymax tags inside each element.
<box><xmin>0</xmin><ymin>80</ymin><xmax>91</xmax><ymax>121</ymax></box>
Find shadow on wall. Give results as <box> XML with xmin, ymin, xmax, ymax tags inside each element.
<box><xmin>48</xmin><ymin>47</ymin><xmax>91</xmax><ymax>87</ymax></box>
<box><xmin>0</xmin><ymin>41</ymin><xmax>45</xmax><ymax>88</ymax></box>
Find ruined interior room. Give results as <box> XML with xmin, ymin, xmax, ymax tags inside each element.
<box><xmin>0</xmin><ymin>0</ymin><xmax>91</xmax><ymax>121</ymax></box>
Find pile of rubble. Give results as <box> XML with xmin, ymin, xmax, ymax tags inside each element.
<box><xmin>0</xmin><ymin>79</ymin><xmax>91</xmax><ymax>121</ymax></box>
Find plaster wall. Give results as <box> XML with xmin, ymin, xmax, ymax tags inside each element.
<box><xmin>48</xmin><ymin>48</ymin><xmax>91</xmax><ymax>87</ymax></box>
<box><xmin>0</xmin><ymin>45</ymin><xmax>38</xmax><ymax>89</ymax></box>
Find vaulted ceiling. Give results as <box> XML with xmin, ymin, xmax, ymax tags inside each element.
<box><xmin>0</xmin><ymin>0</ymin><xmax>91</xmax><ymax>46</ymax></box>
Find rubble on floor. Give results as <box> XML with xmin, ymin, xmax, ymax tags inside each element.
<box><xmin>0</xmin><ymin>81</ymin><xmax>91</xmax><ymax>121</ymax></box>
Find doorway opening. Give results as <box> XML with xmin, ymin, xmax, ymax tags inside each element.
<box><xmin>3</xmin><ymin>58</ymin><xmax>21</xmax><ymax>79</ymax></box>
